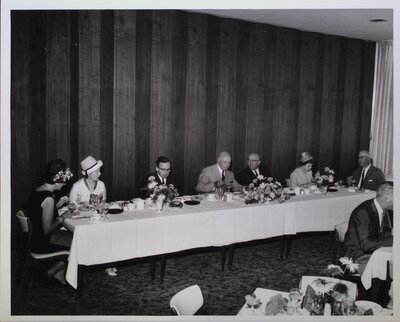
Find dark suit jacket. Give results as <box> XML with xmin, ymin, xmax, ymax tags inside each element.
<box><xmin>138</xmin><ymin>172</ymin><xmax>178</xmax><ymax>199</ymax></box>
<box><xmin>341</xmin><ymin>199</ymin><xmax>393</xmax><ymax>260</ymax></box>
<box><xmin>236</xmin><ymin>165</ymin><xmax>271</xmax><ymax>186</ymax></box>
<box><xmin>352</xmin><ymin>165</ymin><xmax>385</xmax><ymax>191</ymax></box>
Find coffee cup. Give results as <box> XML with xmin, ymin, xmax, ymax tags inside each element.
<box><xmin>294</xmin><ymin>187</ymin><xmax>301</xmax><ymax>196</ymax></box>
<box><xmin>224</xmin><ymin>192</ymin><xmax>233</xmax><ymax>202</ymax></box>
<box><xmin>127</xmin><ymin>203</ymin><xmax>136</xmax><ymax>211</ymax></box>
<box><xmin>304</xmin><ymin>188</ymin><xmax>311</xmax><ymax>195</ymax></box>
<box><xmin>207</xmin><ymin>193</ymin><xmax>216</xmax><ymax>201</ymax></box>
<box><xmin>135</xmin><ymin>198</ymin><xmax>145</xmax><ymax>210</ymax></box>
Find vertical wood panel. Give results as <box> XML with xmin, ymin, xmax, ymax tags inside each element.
<box><xmin>318</xmin><ymin>36</ymin><xmax>341</xmax><ymax>167</ymax></box>
<box><xmin>113</xmin><ymin>10</ymin><xmax>136</xmax><ymax>200</ymax></box>
<box><xmin>271</xmin><ymin>28</ymin><xmax>300</xmax><ymax>180</ymax></box>
<box><xmin>216</xmin><ymin>19</ymin><xmax>238</xmax><ymax>156</ymax></box>
<box><xmin>135</xmin><ymin>11</ymin><xmax>152</xmax><ymax>192</ymax></box>
<box><xmin>297</xmin><ymin>32</ymin><xmax>318</xmax><ymax>155</ymax></box>
<box><xmin>244</xmin><ymin>24</ymin><xmax>266</xmax><ymax>162</ymax></box>
<box><xmin>204</xmin><ymin>16</ymin><xmax>220</xmax><ymax>165</ymax></box>
<box><xmin>100</xmin><ymin>11</ymin><xmax>115</xmax><ymax>198</ymax></box>
<box><xmin>46</xmin><ymin>11</ymin><xmax>70</xmax><ymax>161</ymax></box>
<box><xmin>78</xmin><ymin>11</ymin><xmax>102</xmax><ymax>161</ymax></box>
<box><xmin>183</xmin><ymin>13</ymin><xmax>206</xmax><ymax>194</ymax></box>
<box><xmin>150</xmin><ymin>11</ymin><xmax>173</xmax><ymax>165</ymax></box>
<box><xmin>170</xmin><ymin>11</ymin><xmax>188</xmax><ymax>192</ymax></box>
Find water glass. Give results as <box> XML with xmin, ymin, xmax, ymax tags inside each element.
<box><xmin>341</xmin><ymin>297</ymin><xmax>355</xmax><ymax>316</ymax></box>
<box><xmin>289</xmin><ymin>288</ymin><xmax>302</xmax><ymax>311</ymax></box>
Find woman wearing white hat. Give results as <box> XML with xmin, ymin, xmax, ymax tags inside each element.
<box><xmin>69</xmin><ymin>156</ymin><xmax>116</xmax><ymax>276</ymax></box>
<box><xmin>289</xmin><ymin>152</ymin><xmax>317</xmax><ymax>188</ymax></box>
<box><xmin>69</xmin><ymin>155</ymin><xmax>107</xmax><ymax>204</ymax></box>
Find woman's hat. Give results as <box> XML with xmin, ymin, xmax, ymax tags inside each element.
<box><xmin>81</xmin><ymin>155</ymin><xmax>103</xmax><ymax>175</ymax></box>
<box><xmin>300</xmin><ymin>152</ymin><xmax>313</xmax><ymax>163</ymax></box>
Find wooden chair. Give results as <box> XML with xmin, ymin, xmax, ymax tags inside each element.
<box><xmin>170</xmin><ymin>284</ymin><xmax>204</xmax><ymax>315</ymax></box>
<box><xmin>331</xmin><ymin>221</ymin><xmax>348</xmax><ymax>264</ymax></box>
<box><xmin>16</xmin><ymin>210</ymin><xmax>69</xmax><ymax>297</ymax></box>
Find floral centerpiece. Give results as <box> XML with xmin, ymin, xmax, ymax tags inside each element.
<box><xmin>243</xmin><ymin>175</ymin><xmax>285</xmax><ymax>205</ymax></box>
<box><xmin>147</xmin><ymin>176</ymin><xmax>178</xmax><ymax>205</ymax></box>
<box><xmin>314</xmin><ymin>167</ymin><xmax>336</xmax><ymax>187</ymax></box>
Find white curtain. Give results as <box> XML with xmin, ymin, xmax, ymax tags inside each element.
<box><xmin>369</xmin><ymin>40</ymin><xmax>393</xmax><ymax>178</ymax></box>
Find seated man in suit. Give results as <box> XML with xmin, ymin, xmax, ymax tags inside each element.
<box><xmin>341</xmin><ymin>181</ymin><xmax>393</xmax><ymax>275</ymax></box>
<box><xmin>139</xmin><ymin>156</ymin><xmax>178</xmax><ymax>199</ymax></box>
<box><xmin>196</xmin><ymin>151</ymin><xmax>242</xmax><ymax>193</ymax></box>
<box><xmin>348</xmin><ymin>150</ymin><xmax>385</xmax><ymax>191</ymax></box>
<box><xmin>236</xmin><ymin>153</ymin><xmax>271</xmax><ymax>186</ymax></box>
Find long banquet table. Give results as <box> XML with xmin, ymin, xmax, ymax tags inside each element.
<box><xmin>64</xmin><ymin>189</ymin><xmax>375</xmax><ymax>289</ymax></box>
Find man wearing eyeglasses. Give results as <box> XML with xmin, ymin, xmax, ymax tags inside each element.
<box><xmin>236</xmin><ymin>153</ymin><xmax>271</xmax><ymax>186</ymax></box>
<box><xmin>139</xmin><ymin>156</ymin><xmax>178</xmax><ymax>198</ymax></box>
<box><xmin>347</xmin><ymin>150</ymin><xmax>385</xmax><ymax>191</ymax></box>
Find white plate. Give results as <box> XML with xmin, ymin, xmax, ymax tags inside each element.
<box><xmin>355</xmin><ymin>301</ymin><xmax>383</xmax><ymax>313</ymax></box>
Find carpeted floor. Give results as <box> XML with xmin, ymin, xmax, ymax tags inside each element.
<box><xmin>11</xmin><ymin>232</ymin><xmax>340</xmax><ymax>316</ymax></box>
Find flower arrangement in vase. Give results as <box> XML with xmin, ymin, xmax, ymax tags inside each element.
<box><xmin>243</xmin><ymin>175</ymin><xmax>284</xmax><ymax>205</ymax></box>
<box><xmin>315</xmin><ymin>167</ymin><xmax>336</xmax><ymax>187</ymax></box>
<box><xmin>147</xmin><ymin>176</ymin><xmax>178</xmax><ymax>211</ymax></box>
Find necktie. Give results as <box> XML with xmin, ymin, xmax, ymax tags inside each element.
<box><xmin>359</xmin><ymin>169</ymin><xmax>365</xmax><ymax>188</ymax></box>
<box><xmin>163</xmin><ymin>178</ymin><xmax>166</xmax><ymax>185</ymax></box>
<box><xmin>253</xmin><ymin>170</ymin><xmax>258</xmax><ymax>177</ymax></box>
<box><xmin>221</xmin><ymin>171</ymin><xmax>225</xmax><ymax>182</ymax></box>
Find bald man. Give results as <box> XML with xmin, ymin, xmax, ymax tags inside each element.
<box><xmin>349</xmin><ymin>150</ymin><xmax>385</xmax><ymax>191</ymax></box>
<box><xmin>237</xmin><ymin>153</ymin><xmax>271</xmax><ymax>186</ymax></box>
<box><xmin>195</xmin><ymin>152</ymin><xmax>243</xmax><ymax>193</ymax></box>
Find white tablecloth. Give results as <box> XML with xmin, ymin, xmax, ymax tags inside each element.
<box><xmin>361</xmin><ymin>247</ymin><xmax>392</xmax><ymax>290</ymax></box>
<box><xmin>65</xmin><ymin>189</ymin><xmax>374</xmax><ymax>288</ymax></box>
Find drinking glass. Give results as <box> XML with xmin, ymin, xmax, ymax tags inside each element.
<box><xmin>289</xmin><ymin>288</ymin><xmax>302</xmax><ymax>311</ymax></box>
<box><xmin>341</xmin><ymin>297</ymin><xmax>355</xmax><ymax>316</ymax></box>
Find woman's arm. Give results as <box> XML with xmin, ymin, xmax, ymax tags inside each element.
<box><xmin>41</xmin><ymin>197</ymin><xmax>62</xmax><ymax>235</ymax></box>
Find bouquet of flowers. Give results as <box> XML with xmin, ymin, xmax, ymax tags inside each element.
<box><xmin>243</xmin><ymin>175</ymin><xmax>283</xmax><ymax>205</ymax></box>
<box><xmin>315</xmin><ymin>167</ymin><xmax>336</xmax><ymax>187</ymax></box>
<box><xmin>147</xmin><ymin>176</ymin><xmax>178</xmax><ymax>203</ymax></box>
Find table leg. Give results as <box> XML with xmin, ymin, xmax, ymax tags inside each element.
<box><xmin>279</xmin><ymin>236</ymin><xmax>286</xmax><ymax>260</ymax></box>
<box><xmin>150</xmin><ymin>256</ymin><xmax>156</xmax><ymax>284</ymax></box>
<box><xmin>160</xmin><ymin>255</ymin><xmax>166</xmax><ymax>283</ymax></box>
<box><xmin>221</xmin><ymin>246</ymin><xmax>227</xmax><ymax>271</ymax></box>
<box><xmin>77</xmin><ymin>265</ymin><xmax>84</xmax><ymax>297</ymax></box>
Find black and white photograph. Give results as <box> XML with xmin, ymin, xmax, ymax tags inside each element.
<box><xmin>1</xmin><ymin>0</ymin><xmax>398</xmax><ymax>321</ymax></box>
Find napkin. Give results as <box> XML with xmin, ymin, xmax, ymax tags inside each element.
<box><xmin>265</xmin><ymin>294</ymin><xmax>287</xmax><ymax>315</ymax></box>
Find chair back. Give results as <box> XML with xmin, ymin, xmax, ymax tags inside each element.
<box><xmin>170</xmin><ymin>284</ymin><xmax>204</xmax><ymax>315</ymax></box>
<box><xmin>334</xmin><ymin>221</ymin><xmax>348</xmax><ymax>243</ymax></box>
<box><xmin>16</xmin><ymin>210</ymin><xmax>29</xmax><ymax>233</ymax></box>
<box><xmin>300</xmin><ymin>276</ymin><xmax>357</xmax><ymax>300</ymax></box>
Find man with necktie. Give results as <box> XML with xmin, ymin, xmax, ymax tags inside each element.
<box><xmin>348</xmin><ymin>150</ymin><xmax>385</xmax><ymax>191</ymax></box>
<box><xmin>341</xmin><ymin>181</ymin><xmax>393</xmax><ymax>275</ymax></box>
<box><xmin>195</xmin><ymin>151</ymin><xmax>243</xmax><ymax>193</ymax></box>
<box><xmin>139</xmin><ymin>156</ymin><xmax>178</xmax><ymax>199</ymax></box>
<box><xmin>236</xmin><ymin>153</ymin><xmax>271</xmax><ymax>186</ymax></box>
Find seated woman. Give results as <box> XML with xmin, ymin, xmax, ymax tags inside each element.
<box><xmin>25</xmin><ymin>159</ymin><xmax>74</xmax><ymax>285</ymax></box>
<box><xmin>69</xmin><ymin>155</ymin><xmax>116</xmax><ymax>276</ymax></box>
<box><xmin>69</xmin><ymin>155</ymin><xmax>106</xmax><ymax>204</ymax></box>
<box><xmin>289</xmin><ymin>152</ymin><xmax>318</xmax><ymax>188</ymax></box>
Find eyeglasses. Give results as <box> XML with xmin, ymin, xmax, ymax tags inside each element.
<box><xmin>158</xmin><ymin>168</ymin><xmax>171</xmax><ymax>171</ymax></box>
<box><xmin>247</xmin><ymin>159</ymin><xmax>260</xmax><ymax>162</ymax></box>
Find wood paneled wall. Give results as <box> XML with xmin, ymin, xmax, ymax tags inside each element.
<box><xmin>11</xmin><ymin>10</ymin><xmax>375</xmax><ymax>211</ymax></box>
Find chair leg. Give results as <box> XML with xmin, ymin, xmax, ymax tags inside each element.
<box><xmin>329</xmin><ymin>230</ymin><xmax>335</xmax><ymax>250</ymax></box>
<box><xmin>150</xmin><ymin>256</ymin><xmax>156</xmax><ymax>284</ymax></box>
<box><xmin>160</xmin><ymin>255</ymin><xmax>166</xmax><ymax>283</ymax></box>
<box><xmin>228</xmin><ymin>244</ymin><xmax>234</xmax><ymax>270</ymax></box>
<box><xmin>220</xmin><ymin>246</ymin><xmax>227</xmax><ymax>272</ymax></box>
<box><xmin>22</xmin><ymin>264</ymin><xmax>31</xmax><ymax>298</ymax></box>
<box><xmin>285</xmin><ymin>236</ymin><xmax>292</xmax><ymax>259</ymax></box>
<box><xmin>279</xmin><ymin>236</ymin><xmax>286</xmax><ymax>260</ymax></box>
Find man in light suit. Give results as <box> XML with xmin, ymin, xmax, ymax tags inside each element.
<box><xmin>236</xmin><ymin>153</ymin><xmax>271</xmax><ymax>186</ymax></box>
<box><xmin>139</xmin><ymin>156</ymin><xmax>178</xmax><ymax>199</ymax></box>
<box><xmin>341</xmin><ymin>181</ymin><xmax>393</xmax><ymax>275</ymax></box>
<box><xmin>196</xmin><ymin>152</ymin><xmax>243</xmax><ymax>193</ymax></box>
<box><xmin>348</xmin><ymin>150</ymin><xmax>385</xmax><ymax>191</ymax></box>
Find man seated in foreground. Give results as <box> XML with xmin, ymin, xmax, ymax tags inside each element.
<box><xmin>236</xmin><ymin>153</ymin><xmax>271</xmax><ymax>186</ymax></box>
<box><xmin>195</xmin><ymin>151</ymin><xmax>243</xmax><ymax>193</ymax></box>
<box><xmin>348</xmin><ymin>150</ymin><xmax>386</xmax><ymax>191</ymax></box>
<box><xmin>341</xmin><ymin>181</ymin><xmax>393</xmax><ymax>275</ymax></box>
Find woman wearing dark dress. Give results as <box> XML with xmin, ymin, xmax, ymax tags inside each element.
<box><xmin>25</xmin><ymin>159</ymin><xmax>74</xmax><ymax>285</ymax></box>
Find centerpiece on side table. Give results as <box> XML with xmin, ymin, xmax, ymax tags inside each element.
<box><xmin>147</xmin><ymin>176</ymin><xmax>178</xmax><ymax>211</ymax></box>
<box><xmin>243</xmin><ymin>175</ymin><xmax>288</xmax><ymax>205</ymax></box>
